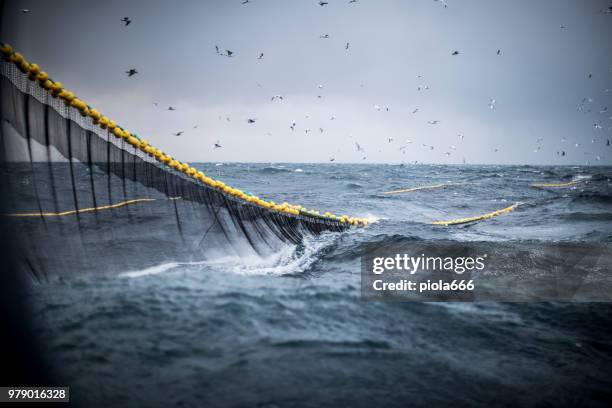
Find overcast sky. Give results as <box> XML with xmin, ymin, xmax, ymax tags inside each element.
<box><xmin>2</xmin><ymin>0</ymin><xmax>612</xmax><ymax>164</ymax></box>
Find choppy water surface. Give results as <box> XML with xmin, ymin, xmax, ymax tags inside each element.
<box><xmin>28</xmin><ymin>164</ymin><xmax>612</xmax><ymax>407</ymax></box>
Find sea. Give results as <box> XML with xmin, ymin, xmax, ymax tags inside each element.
<box><xmin>15</xmin><ymin>163</ymin><xmax>612</xmax><ymax>407</ymax></box>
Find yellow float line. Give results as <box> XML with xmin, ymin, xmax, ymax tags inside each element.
<box><xmin>382</xmin><ymin>184</ymin><xmax>447</xmax><ymax>195</ymax></box>
<box><xmin>3</xmin><ymin>198</ymin><xmax>169</xmax><ymax>217</ymax></box>
<box><xmin>431</xmin><ymin>203</ymin><xmax>519</xmax><ymax>226</ymax></box>
<box><xmin>530</xmin><ymin>181</ymin><xmax>579</xmax><ymax>188</ymax></box>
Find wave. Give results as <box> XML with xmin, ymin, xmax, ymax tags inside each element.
<box><xmin>571</xmin><ymin>193</ymin><xmax>612</xmax><ymax>205</ymax></box>
<box><xmin>269</xmin><ymin>338</ymin><xmax>391</xmax><ymax>349</ymax></box>
<box><xmin>345</xmin><ymin>182</ymin><xmax>363</xmax><ymax>189</ymax></box>
<box><xmin>118</xmin><ymin>262</ymin><xmax>181</xmax><ymax>278</ymax></box>
<box><xmin>197</xmin><ymin>233</ymin><xmax>340</xmax><ymax>276</ymax></box>
<box><xmin>560</xmin><ymin>212</ymin><xmax>612</xmax><ymax>221</ymax></box>
<box><xmin>260</xmin><ymin>166</ymin><xmax>291</xmax><ymax>174</ymax></box>
<box><xmin>118</xmin><ymin>261</ymin><xmax>207</xmax><ymax>278</ymax></box>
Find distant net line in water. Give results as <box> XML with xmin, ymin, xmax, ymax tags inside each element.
<box><xmin>0</xmin><ymin>44</ymin><xmax>359</xmax><ymax>280</ymax></box>
<box><xmin>530</xmin><ymin>181</ymin><xmax>580</xmax><ymax>188</ymax></box>
<box><xmin>382</xmin><ymin>183</ymin><xmax>448</xmax><ymax>195</ymax></box>
<box><xmin>430</xmin><ymin>203</ymin><xmax>520</xmax><ymax>226</ymax></box>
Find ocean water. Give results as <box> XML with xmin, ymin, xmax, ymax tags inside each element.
<box><xmin>19</xmin><ymin>164</ymin><xmax>612</xmax><ymax>407</ymax></box>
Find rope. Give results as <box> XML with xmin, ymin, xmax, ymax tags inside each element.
<box><xmin>382</xmin><ymin>184</ymin><xmax>447</xmax><ymax>195</ymax></box>
<box><xmin>530</xmin><ymin>181</ymin><xmax>579</xmax><ymax>188</ymax></box>
<box><xmin>2</xmin><ymin>197</ymin><xmax>180</xmax><ymax>217</ymax></box>
<box><xmin>431</xmin><ymin>203</ymin><xmax>520</xmax><ymax>226</ymax></box>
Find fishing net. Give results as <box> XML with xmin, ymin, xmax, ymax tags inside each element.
<box><xmin>0</xmin><ymin>47</ymin><xmax>358</xmax><ymax>281</ymax></box>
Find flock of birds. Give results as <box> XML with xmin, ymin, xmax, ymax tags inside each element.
<box><xmin>23</xmin><ymin>2</ymin><xmax>612</xmax><ymax>164</ymax></box>
<box><xmin>117</xmin><ymin>3</ymin><xmax>612</xmax><ymax>164</ymax></box>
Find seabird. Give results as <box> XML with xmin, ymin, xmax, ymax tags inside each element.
<box><xmin>173</xmin><ymin>131</ymin><xmax>184</xmax><ymax>136</ymax></box>
<box><xmin>225</xmin><ymin>50</ymin><xmax>234</xmax><ymax>57</ymax></box>
<box><xmin>213</xmin><ymin>141</ymin><xmax>222</xmax><ymax>149</ymax></box>
<box><xmin>247</xmin><ymin>118</ymin><xmax>257</xmax><ymax>123</ymax></box>
<box><xmin>412</xmin><ymin>108</ymin><xmax>419</xmax><ymax>114</ymax></box>
<box><xmin>215</xmin><ymin>45</ymin><xmax>220</xmax><ymax>54</ymax></box>
<box><xmin>427</xmin><ymin>120</ymin><xmax>439</xmax><ymax>124</ymax></box>
<box><xmin>489</xmin><ymin>98</ymin><xmax>496</xmax><ymax>109</ymax></box>
<box><xmin>121</xmin><ymin>17</ymin><xmax>131</xmax><ymax>26</ymax></box>
<box><xmin>168</xmin><ymin>106</ymin><xmax>176</xmax><ymax>111</ymax></box>
<box><xmin>21</xmin><ymin>9</ymin><xmax>31</xmax><ymax>13</ymax></box>
<box><xmin>345</xmin><ymin>42</ymin><xmax>350</xmax><ymax>50</ymax></box>
<box><xmin>319</xmin><ymin>1</ymin><xmax>328</xmax><ymax>5</ymax></box>
<box><xmin>125</xmin><ymin>68</ymin><xmax>138</xmax><ymax>77</ymax></box>
<box><xmin>271</xmin><ymin>95</ymin><xmax>284</xmax><ymax>101</ymax></box>
<box><xmin>320</xmin><ymin>34</ymin><xmax>330</xmax><ymax>39</ymax></box>
<box><xmin>355</xmin><ymin>142</ymin><xmax>364</xmax><ymax>152</ymax></box>
<box><xmin>258</xmin><ymin>53</ymin><xmax>264</xmax><ymax>59</ymax></box>
<box><xmin>452</xmin><ymin>50</ymin><xmax>459</xmax><ymax>55</ymax></box>
<box><xmin>290</xmin><ymin>121</ymin><xmax>296</xmax><ymax>131</ymax></box>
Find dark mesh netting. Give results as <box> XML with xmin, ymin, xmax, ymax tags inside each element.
<box><xmin>0</xmin><ymin>59</ymin><xmax>349</xmax><ymax>280</ymax></box>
